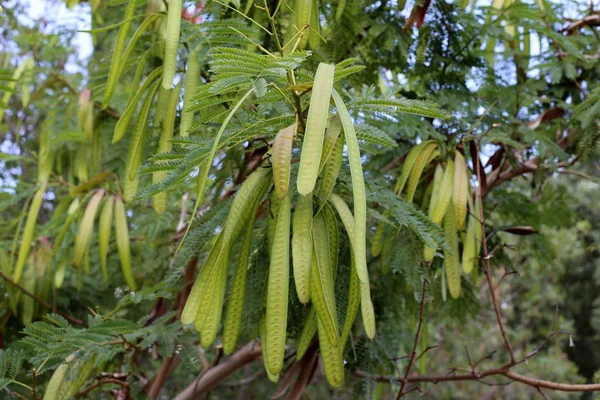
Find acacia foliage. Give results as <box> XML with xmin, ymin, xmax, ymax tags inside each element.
<box><xmin>0</xmin><ymin>0</ymin><xmax>599</xmax><ymax>398</ymax></box>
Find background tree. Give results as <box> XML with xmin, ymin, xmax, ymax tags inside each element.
<box><xmin>0</xmin><ymin>0</ymin><xmax>599</xmax><ymax>399</ymax></box>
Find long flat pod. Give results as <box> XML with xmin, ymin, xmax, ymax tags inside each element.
<box><xmin>73</xmin><ymin>189</ymin><xmax>105</xmax><ymax>267</ymax></box>
<box><xmin>443</xmin><ymin>203</ymin><xmax>461</xmax><ymax>299</ymax></box>
<box><xmin>296</xmin><ymin>307</ymin><xmax>317</xmax><ymax>360</ymax></box>
<box><xmin>180</xmin><ymin>52</ymin><xmax>200</xmax><ymax>137</ymax></box>
<box><xmin>260</xmin><ymin>312</ymin><xmax>280</xmax><ymax>382</ymax></box>
<box><xmin>98</xmin><ymin>196</ymin><xmax>114</xmax><ymax>282</ymax></box>
<box><xmin>181</xmin><ymin>234</ymin><xmax>225</xmax><ymax>325</ymax></box>
<box><xmin>292</xmin><ymin>193</ymin><xmax>313</xmax><ymax>304</ymax></box>
<box><xmin>266</xmin><ymin>193</ymin><xmax>291</xmax><ymax>376</ymax></box>
<box><xmin>317</xmin><ymin>131</ymin><xmax>344</xmax><ymax>206</ymax></box>
<box><xmin>126</xmin><ymin>79</ymin><xmax>161</xmax><ymax>182</ymax></box>
<box><xmin>223</xmin><ymin>224</ymin><xmax>254</xmax><ymax>355</ymax></box>
<box><xmin>331</xmin><ymin>90</ymin><xmax>368</xmax><ymax>285</ymax></box>
<box><xmin>340</xmin><ymin>256</ymin><xmax>360</xmax><ymax>349</ymax></box>
<box><xmin>405</xmin><ymin>142</ymin><xmax>438</xmax><ymax>203</ymax></box>
<box><xmin>430</xmin><ymin>158</ymin><xmax>455</xmax><ymax>225</ymax></box>
<box><xmin>453</xmin><ymin>151</ymin><xmax>469</xmax><ymax>229</ymax></box>
<box><xmin>114</xmin><ymin>196</ymin><xmax>137</xmax><ymax>291</ymax></box>
<box><xmin>153</xmin><ymin>81</ymin><xmax>183</xmax><ymax>214</ymax></box>
<box><xmin>328</xmin><ymin>193</ymin><xmax>376</xmax><ymax>339</ymax></box>
<box><xmin>102</xmin><ymin>0</ymin><xmax>137</xmax><ymax>107</ymax></box>
<box><xmin>199</xmin><ymin>248</ymin><xmax>229</xmax><ymax>347</ymax></box>
<box><xmin>13</xmin><ymin>182</ymin><xmax>46</xmax><ymax>283</ymax></box>
<box><xmin>162</xmin><ymin>0</ymin><xmax>183</xmax><ymax>89</ymax></box>
<box><xmin>295</xmin><ymin>0</ymin><xmax>312</xmax><ymax>50</ymax></box>
<box><xmin>310</xmin><ymin>213</ymin><xmax>338</xmax><ymax>346</ymax></box>
<box><xmin>112</xmin><ymin>66</ymin><xmax>163</xmax><ymax>143</ymax></box>
<box><xmin>297</xmin><ymin>63</ymin><xmax>335</xmax><ymax>195</ymax></box>
<box><xmin>317</xmin><ymin>316</ymin><xmax>344</xmax><ymax>388</ymax></box>
<box><xmin>182</xmin><ymin>167</ymin><xmax>271</xmax><ymax>326</ymax></box>
<box><xmin>272</xmin><ymin>123</ymin><xmax>296</xmax><ymax>199</ymax></box>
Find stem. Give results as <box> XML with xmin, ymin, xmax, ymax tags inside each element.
<box><xmin>396</xmin><ymin>277</ymin><xmax>428</xmax><ymax>399</ymax></box>
<box><xmin>0</xmin><ymin>270</ymin><xmax>88</xmax><ymax>327</ymax></box>
<box><xmin>475</xmin><ymin>140</ymin><xmax>516</xmax><ymax>364</ymax></box>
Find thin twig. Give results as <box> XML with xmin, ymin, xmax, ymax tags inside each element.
<box><xmin>475</xmin><ymin>142</ymin><xmax>516</xmax><ymax>364</ymax></box>
<box><xmin>0</xmin><ymin>270</ymin><xmax>88</xmax><ymax>327</ymax></box>
<box><xmin>75</xmin><ymin>378</ymin><xmax>129</xmax><ymax>398</ymax></box>
<box><xmin>395</xmin><ymin>277</ymin><xmax>429</xmax><ymax>399</ymax></box>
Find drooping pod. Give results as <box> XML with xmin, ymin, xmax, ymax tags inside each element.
<box><xmin>453</xmin><ymin>151</ymin><xmax>469</xmax><ymax>229</ymax></box>
<box><xmin>424</xmin><ymin>164</ymin><xmax>444</xmax><ymax>261</ymax></box>
<box><xmin>114</xmin><ymin>196</ymin><xmax>136</xmax><ymax>291</ymax></box>
<box><xmin>328</xmin><ymin>193</ymin><xmax>376</xmax><ymax>339</ymax></box>
<box><xmin>405</xmin><ymin>142</ymin><xmax>438</xmax><ymax>203</ymax></box>
<box><xmin>296</xmin><ymin>308</ymin><xmax>318</xmax><ymax>360</ymax></box>
<box><xmin>292</xmin><ymin>193</ymin><xmax>313</xmax><ymax>304</ymax></box>
<box><xmin>260</xmin><ymin>312</ymin><xmax>280</xmax><ymax>382</ymax></box>
<box><xmin>430</xmin><ymin>158</ymin><xmax>455</xmax><ymax>225</ymax></box>
<box><xmin>331</xmin><ymin>90</ymin><xmax>369</xmax><ymax>286</ymax></box>
<box><xmin>200</xmin><ymin>248</ymin><xmax>229</xmax><ymax>348</ymax></box>
<box><xmin>13</xmin><ymin>182</ymin><xmax>47</xmax><ymax>283</ymax></box>
<box><xmin>223</xmin><ymin>225</ymin><xmax>254</xmax><ymax>355</ymax></box>
<box><xmin>310</xmin><ymin>213</ymin><xmax>339</xmax><ymax>347</ymax></box>
<box><xmin>103</xmin><ymin>0</ymin><xmax>137</xmax><ymax>107</ymax></box>
<box><xmin>266</xmin><ymin>193</ymin><xmax>291</xmax><ymax>376</ymax></box>
<box><xmin>340</xmin><ymin>255</ymin><xmax>360</xmax><ymax>349</ymax></box>
<box><xmin>297</xmin><ymin>63</ymin><xmax>335</xmax><ymax>195</ymax></box>
<box><xmin>153</xmin><ymin>81</ymin><xmax>183</xmax><ymax>213</ymax></box>
<box><xmin>180</xmin><ymin>52</ymin><xmax>200</xmax><ymax>137</ymax></box>
<box><xmin>73</xmin><ymin>189</ymin><xmax>105</xmax><ymax>267</ymax></box>
<box><xmin>98</xmin><ymin>196</ymin><xmax>114</xmax><ymax>282</ymax></box>
<box><xmin>272</xmin><ymin>123</ymin><xmax>296</xmax><ymax>199</ymax></box>
<box><xmin>295</xmin><ymin>0</ymin><xmax>312</xmax><ymax>49</ymax></box>
<box><xmin>443</xmin><ymin>202</ymin><xmax>461</xmax><ymax>299</ymax></box>
<box><xmin>318</xmin><ymin>130</ymin><xmax>344</xmax><ymax>205</ymax></box>
<box><xmin>181</xmin><ymin>167</ymin><xmax>272</xmax><ymax>325</ymax></box>
<box><xmin>317</xmin><ymin>315</ymin><xmax>344</xmax><ymax>388</ymax></box>
<box><xmin>162</xmin><ymin>0</ymin><xmax>183</xmax><ymax>89</ymax></box>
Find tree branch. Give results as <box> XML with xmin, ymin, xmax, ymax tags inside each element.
<box><xmin>395</xmin><ymin>277</ymin><xmax>429</xmax><ymax>399</ymax></box>
<box><xmin>0</xmin><ymin>270</ymin><xmax>88</xmax><ymax>327</ymax></box>
<box><xmin>173</xmin><ymin>341</ymin><xmax>262</xmax><ymax>400</ymax></box>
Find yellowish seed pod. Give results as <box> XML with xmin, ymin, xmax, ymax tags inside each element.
<box><xmin>317</xmin><ymin>316</ymin><xmax>344</xmax><ymax>388</ymax></box>
<box><xmin>266</xmin><ymin>193</ymin><xmax>291</xmax><ymax>375</ymax></box>
<box><xmin>73</xmin><ymin>189</ymin><xmax>105</xmax><ymax>267</ymax></box>
<box><xmin>114</xmin><ymin>196</ymin><xmax>137</xmax><ymax>291</ymax></box>
<box><xmin>297</xmin><ymin>63</ymin><xmax>335</xmax><ymax>195</ymax></box>
<box><xmin>296</xmin><ymin>308</ymin><xmax>318</xmax><ymax>360</ymax></box>
<box><xmin>292</xmin><ymin>193</ymin><xmax>313</xmax><ymax>304</ymax></box>
<box><xmin>98</xmin><ymin>196</ymin><xmax>114</xmax><ymax>282</ymax></box>
<box><xmin>272</xmin><ymin>123</ymin><xmax>296</xmax><ymax>199</ymax></box>
<box><xmin>310</xmin><ymin>213</ymin><xmax>338</xmax><ymax>346</ymax></box>
<box><xmin>443</xmin><ymin>203</ymin><xmax>461</xmax><ymax>299</ymax></box>
<box><xmin>453</xmin><ymin>151</ymin><xmax>469</xmax><ymax>229</ymax></box>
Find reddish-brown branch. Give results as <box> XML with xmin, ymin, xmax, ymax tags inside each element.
<box><xmin>356</xmin><ymin>367</ymin><xmax>600</xmax><ymax>392</ymax></box>
<box><xmin>0</xmin><ymin>270</ymin><xmax>88</xmax><ymax>327</ymax></box>
<box><xmin>173</xmin><ymin>341</ymin><xmax>262</xmax><ymax>400</ymax></box>
<box><xmin>75</xmin><ymin>378</ymin><xmax>129</xmax><ymax>398</ymax></box>
<box><xmin>396</xmin><ymin>277</ymin><xmax>429</xmax><ymax>399</ymax></box>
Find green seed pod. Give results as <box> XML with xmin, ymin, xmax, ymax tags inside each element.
<box><xmin>297</xmin><ymin>63</ymin><xmax>335</xmax><ymax>195</ymax></box>
<box><xmin>310</xmin><ymin>213</ymin><xmax>338</xmax><ymax>347</ymax></box>
<box><xmin>292</xmin><ymin>193</ymin><xmax>313</xmax><ymax>304</ymax></box>
<box><xmin>266</xmin><ymin>193</ymin><xmax>291</xmax><ymax>376</ymax></box>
